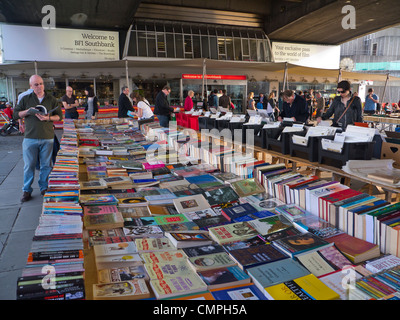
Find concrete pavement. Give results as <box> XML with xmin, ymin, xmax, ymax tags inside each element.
<box><xmin>0</xmin><ymin>130</ymin><xmax>62</xmax><ymax>300</ymax></box>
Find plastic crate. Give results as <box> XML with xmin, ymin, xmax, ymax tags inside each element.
<box><xmin>318</xmin><ymin>137</ymin><xmax>376</xmax><ymax>168</ymax></box>
<box><xmin>264</xmin><ymin>127</ymin><xmax>306</xmax><ymax>155</ymax></box>
<box><xmin>289</xmin><ymin>131</ymin><xmax>335</xmax><ymax>163</ymax></box>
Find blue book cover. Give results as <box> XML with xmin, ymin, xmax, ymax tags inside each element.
<box><xmin>186</xmin><ymin>174</ymin><xmax>222</xmax><ymax>187</ymax></box>
<box><xmin>233</xmin><ymin>210</ymin><xmax>276</xmax><ymax>222</ymax></box>
<box><xmin>247</xmin><ymin>258</ymin><xmax>310</xmax><ymax>289</ymax></box>
<box><xmin>211</xmin><ymin>283</ymin><xmax>267</xmax><ymax>300</ymax></box>
<box><xmin>221</xmin><ymin>203</ymin><xmax>258</xmax><ymax>221</ymax></box>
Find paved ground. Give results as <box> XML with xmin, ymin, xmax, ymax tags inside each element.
<box><xmin>0</xmin><ymin>130</ymin><xmax>62</xmax><ymax>300</ymax></box>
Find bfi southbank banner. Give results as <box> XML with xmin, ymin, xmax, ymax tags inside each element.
<box><xmin>1</xmin><ymin>24</ymin><xmax>119</xmax><ymax>62</ymax></box>
<box><xmin>271</xmin><ymin>41</ymin><xmax>340</xmax><ymax>70</ymax></box>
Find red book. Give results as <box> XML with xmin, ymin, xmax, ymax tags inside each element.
<box><xmin>318</xmin><ymin>189</ymin><xmax>362</xmax><ymax>222</ymax></box>
<box><xmin>326</xmin><ymin>233</ymin><xmax>380</xmax><ymax>264</ymax></box>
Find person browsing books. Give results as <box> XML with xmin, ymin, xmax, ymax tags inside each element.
<box><xmin>154</xmin><ymin>85</ymin><xmax>174</xmax><ymax>127</ymax></box>
<box><xmin>277</xmin><ymin>90</ymin><xmax>309</xmax><ymax>123</ymax></box>
<box><xmin>316</xmin><ymin>80</ymin><xmax>362</xmax><ymax>129</ymax></box>
<box><xmin>131</xmin><ymin>92</ymin><xmax>154</xmax><ymax>120</ymax></box>
<box><xmin>13</xmin><ymin>74</ymin><xmax>63</xmax><ymax>202</ymax></box>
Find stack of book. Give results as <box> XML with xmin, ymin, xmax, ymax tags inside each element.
<box><xmin>17</xmin><ymin>121</ymin><xmax>85</xmax><ymax>300</ymax></box>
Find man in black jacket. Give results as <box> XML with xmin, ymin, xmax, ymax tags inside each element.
<box><xmin>277</xmin><ymin>89</ymin><xmax>309</xmax><ymax>123</ymax></box>
<box><xmin>118</xmin><ymin>86</ymin><xmax>134</xmax><ymax>118</ymax></box>
<box><xmin>154</xmin><ymin>85</ymin><xmax>174</xmax><ymax>127</ymax></box>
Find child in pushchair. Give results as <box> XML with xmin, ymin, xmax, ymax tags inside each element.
<box><xmin>0</xmin><ymin>110</ymin><xmax>20</xmax><ymax>136</ymax></box>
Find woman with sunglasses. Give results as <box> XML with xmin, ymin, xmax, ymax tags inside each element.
<box><xmin>316</xmin><ymin>80</ymin><xmax>362</xmax><ymax>129</ymax></box>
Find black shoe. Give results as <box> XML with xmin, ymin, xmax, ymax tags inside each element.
<box><xmin>41</xmin><ymin>190</ymin><xmax>47</xmax><ymax>196</ymax></box>
<box><xmin>21</xmin><ymin>192</ymin><xmax>32</xmax><ymax>203</ymax></box>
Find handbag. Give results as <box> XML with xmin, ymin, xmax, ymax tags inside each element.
<box><xmin>333</xmin><ymin>95</ymin><xmax>357</xmax><ymax>127</ymax></box>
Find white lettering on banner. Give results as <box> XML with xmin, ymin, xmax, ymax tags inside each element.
<box><xmin>341</xmin><ymin>5</ymin><xmax>356</xmax><ymax>30</ymax></box>
<box><xmin>41</xmin><ymin>5</ymin><xmax>56</xmax><ymax>30</ymax></box>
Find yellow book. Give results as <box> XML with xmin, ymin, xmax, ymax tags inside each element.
<box><xmin>264</xmin><ymin>274</ymin><xmax>340</xmax><ymax>300</ymax></box>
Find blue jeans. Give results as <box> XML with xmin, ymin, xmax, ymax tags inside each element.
<box><xmin>22</xmin><ymin>138</ymin><xmax>54</xmax><ymax>193</ymax></box>
<box><xmin>157</xmin><ymin>114</ymin><xmax>170</xmax><ymax>128</ymax></box>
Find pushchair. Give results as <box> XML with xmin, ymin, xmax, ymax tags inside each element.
<box><xmin>0</xmin><ymin>111</ymin><xmax>20</xmax><ymax>136</ymax></box>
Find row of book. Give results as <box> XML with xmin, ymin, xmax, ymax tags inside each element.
<box><xmin>57</xmin><ymin>119</ymin><xmax>396</xmax><ymax>300</ymax></box>
<box><xmin>19</xmin><ymin>117</ymin><xmax>400</xmax><ymax>300</ymax></box>
<box><xmin>17</xmin><ymin>120</ymin><xmax>85</xmax><ymax>300</ymax></box>
<box><xmin>169</xmin><ymin>121</ymin><xmax>400</xmax><ymax>260</ymax></box>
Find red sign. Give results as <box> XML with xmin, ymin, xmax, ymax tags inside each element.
<box><xmin>182</xmin><ymin>74</ymin><xmax>247</xmax><ymax>80</ymax></box>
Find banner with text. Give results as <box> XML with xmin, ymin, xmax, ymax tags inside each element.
<box><xmin>271</xmin><ymin>41</ymin><xmax>340</xmax><ymax>70</ymax></box>
<box><xmin>1</xmin><ymin>25</ymin><xmax>119</xmax><ymax>62</ymax></box>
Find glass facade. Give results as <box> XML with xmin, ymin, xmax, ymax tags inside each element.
<box><xmin>125</xmin><ymin>20</ymin><xmax>272</xmax><ymax>62</ymax></box>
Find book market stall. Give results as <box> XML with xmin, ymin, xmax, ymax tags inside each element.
<box><xmin>15</xmin><ymin>115</ymin><xmax>400</xmax><ymax>301</ymax></box>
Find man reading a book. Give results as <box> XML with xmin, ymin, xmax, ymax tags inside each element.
<box><xmin>13</xmin><ymin>75</ymin><xmax>63</xmax><ymax>202</ymax></box>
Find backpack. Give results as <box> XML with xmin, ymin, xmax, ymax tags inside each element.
<box><xmin>208</xmin><ymin>94</ymin><xmax>215</xmax><ymax>107</ymax></box>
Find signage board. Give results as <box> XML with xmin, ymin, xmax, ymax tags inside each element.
<box><xmin>1</xmin><ymin>24</ymin><xmax>119</xmax><ymax>62</ymax></box>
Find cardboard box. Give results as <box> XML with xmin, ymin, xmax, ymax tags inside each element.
<box><xmin>381</xmin><ymin>141</ymin><xmax>400</xmax><ymax>169</ymax></box>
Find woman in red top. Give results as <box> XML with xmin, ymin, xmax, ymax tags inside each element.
<box><xmin>184</xmin><ymin>90</ymin><xmax>194</xmax><ymax>111</ymax></box>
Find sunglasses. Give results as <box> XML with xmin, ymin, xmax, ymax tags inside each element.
<box><xmin>337</xmin><ymin>90</ymin><xmax>345</xmax><ymax>93</ymax></box>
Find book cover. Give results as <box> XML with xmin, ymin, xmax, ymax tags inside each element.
<box><xmin>83</xmin><ymin>211</ymin><xmax>124</xmax><ymax>230</ymax></box>
<box><xmin>227</xmin><ymin>243</ymin><xmax>288</xmax><ymax>269</ymax></box>
<box><xmin>247</xmin><ymin>258</ymin><xmax>310</xmax><ymax>290</ymax></box>
<box><xmin>172</xmin><ymin>194</ymin><xmax>211</xmax><ymax>214</ymax></box>
<box><xmin>208</xmin><ymin>221</ymin><xmax>259</xmax><ymax>245</ymax></box>
<box><xmin>364</xmin><ymin>254</ymin><xmax>400</xmax><ymax>273</ymax></box>
<box><xmin>248</xmin><ymin>215</ymin><xmax>293</xmax><ymax>236</ymax></box>
<box><xmin>275</xmin><ymin>204</ymin><xmax>308</xmax><ymax>221</ymax></box>
<box><xmin>97</xmin><ymin>265</ymin><xmax>149</xmax><ymax>283</ymax></box>
<box><xmin>153</xmin><ymin>214</ymin><xmax>190</xmax><ymax>225</ymax></box>
<box><xmin>292</xmin><ymin>213</ymin><xmax>344</xmax><ymax>239</ymax></box>
<box><xmin>197</xmin><ymin>266</ymin><xmax>251</xmax><ymax>290</ymax></box>
<box><xmin>140</xmin><ymin>250</ymin><xmax>187</xmax><ymax>264</ymax></box>
<box><xmin>326</xmin><ymin>233</ymin><xmax>380</xmax><ymax>264</ymax></box>
<box><xmin>160</xmin><ymin>221</ymin><xmax>201</xmax><ymax>233</ymax></box>
<box><xmin>150</xmin><ymin>274</ymin><xmax>207</xmax><ymax>299</ymax></box>
<box><xmin>183</xmin><ymin>244</ymin><xmax>226</xmax><ymax>258</ymax></box>
<box><xmin>202</xmin><ymin>185</ymin><xmax>239</xmax><ymax>206</ymax></box>
<box><xmin>144</xmin><ymin>261</ymin><xmax>195</xmax><ymax>280</ymax></box>
<box><xmin>185</xmin><ymin>174</ymin><xmax>223</xmax><ymax>188</ymax></box>
<box><xmin>165</xmin><ymin>232</ymin><xmax>213</xmax><ymax>248</ymax></box>
<box><xmin>264</xmin><ymin>273</ymin><xmax>340</xmax><ymax>300</ymax></box>
<box><xmin>134</xmin><ymin>237</ymin><xmax>175</xmax><ymax>252</ymax></box>
<box><xmin>93</xmin><ymin>279</ymin><xmax>151</xmax><ymax>300</ymax></box>
<box><xmin>272</xmin><ymin>232</ymin><xmax>334</xmax><ymax>257</ymax></box>
<box><xmin>94</xmin><ymin>241</ymin><xmax>138</xmax><ymax>257</ymax></box>
<box><xmin>187</xmin><ymin>252</ymin><xmax>237</xmax><ymax>271</ymax></box>
<box><xmin>210</xmin><ymin>283</ymin><xmax>267</xmax><ymax>300</ymax></box>
<box><xmin>230</xmin><ymin>178</ymin><xmax>265</xmax><ymax>198</ymax></box>
<box><xmin>122</xmin><ymin>225</ymin><xmax>164</xmax><ymax>238</ymax></box>
<box><xmin>221</xmin><ymin>203</ymin><xmax>258</xmax><ymax>222</ymax></box>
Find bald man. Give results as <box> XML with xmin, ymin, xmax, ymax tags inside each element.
<box><xmin>13</xmin><ymin>75</ymin><xmax>63</xmax><ymax>202</ymax></box>
<box><xmin>61</xmin><ymin>86</ymin><xmax>79</xmax><ymax>119</ymax></box>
